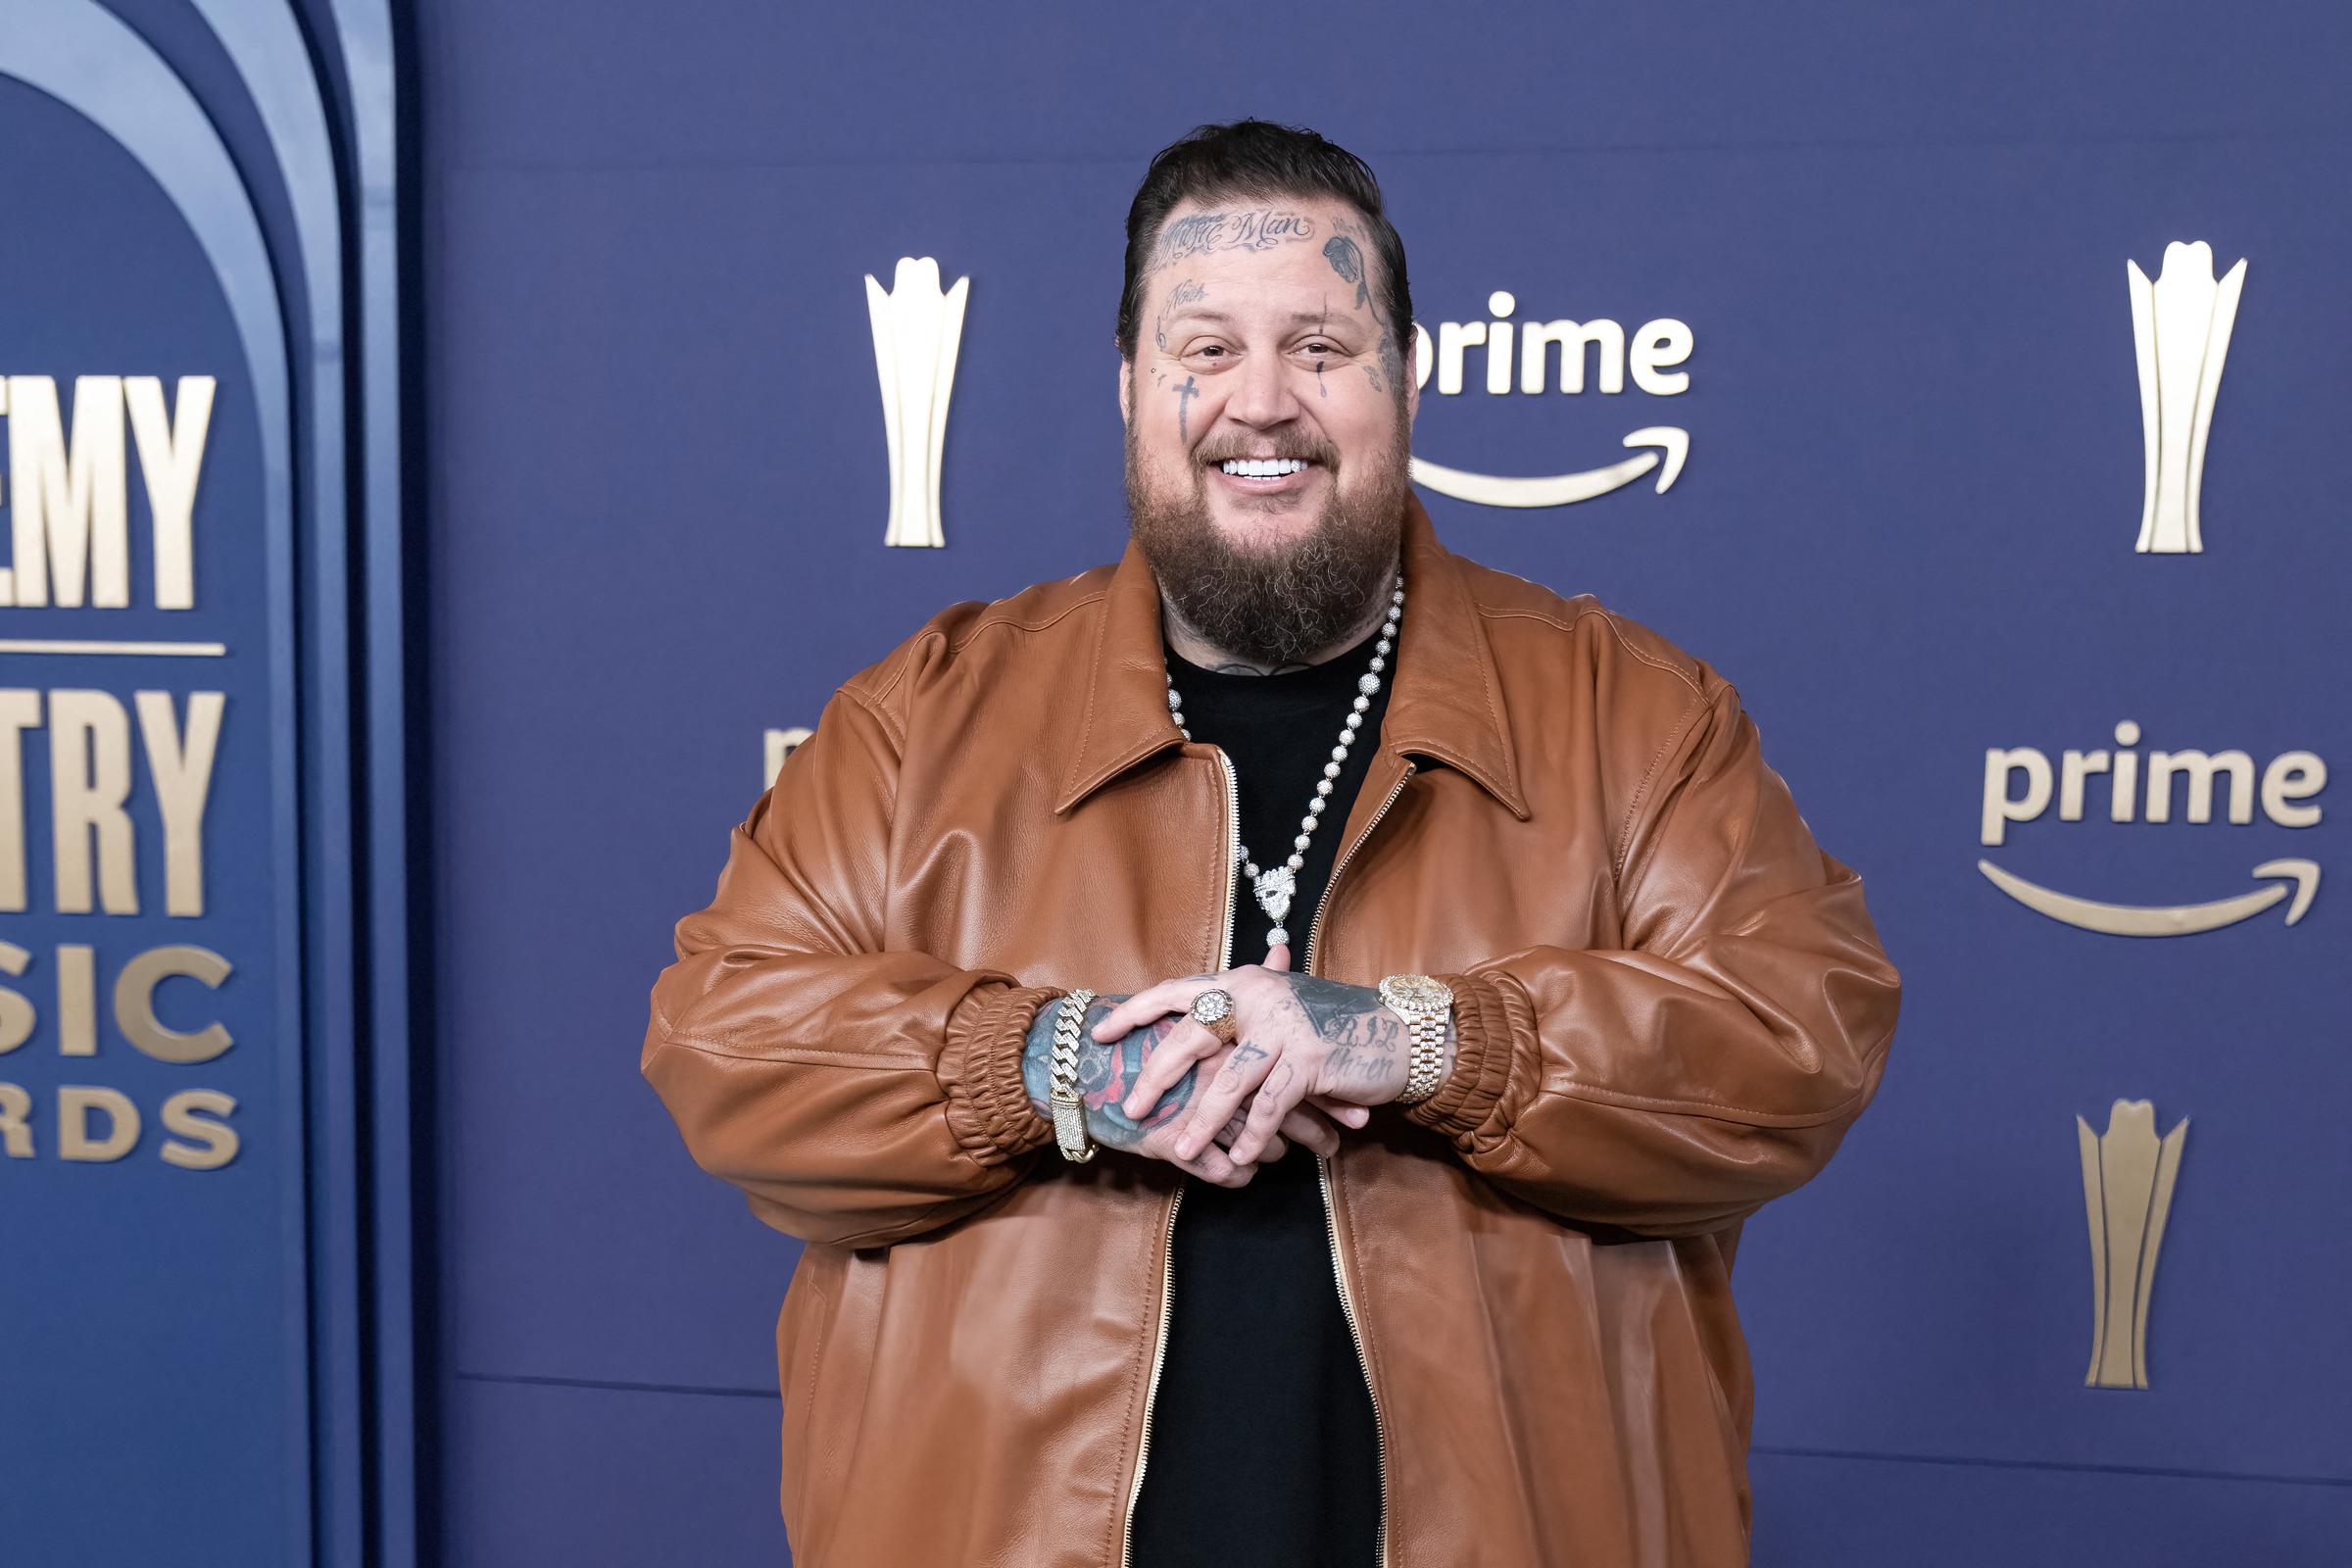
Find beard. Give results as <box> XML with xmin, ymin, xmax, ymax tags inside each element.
<box><xmin>1124</xmin><ymin>405</ymin><xmax>1412</xmax><ymax>669</ymax></box>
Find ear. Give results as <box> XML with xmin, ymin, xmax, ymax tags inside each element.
<box><xmin>1404</xmin><ymin>352</ymin><xmax>1419</xmax><ymax>427</ymax></box>
<box><xmin>1117</xmin><ymin>358</ymin><xmax>1133</xmax><ymax>430</ymax></box>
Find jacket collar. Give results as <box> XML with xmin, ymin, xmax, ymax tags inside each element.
<box><xmin>1053</xmin><ymin>493</ymin><xmax>1531</xmax><ymax>819</ymax></box>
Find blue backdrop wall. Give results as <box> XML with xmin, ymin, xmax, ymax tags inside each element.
<box><xmin>416</xmin><ymin>3</ymin><xmax>2352</xmax><ymax>1561</ymax></box>
<box><xmin>5</xmin><ymin>3</ymin><xmax>2349</xmax><ymax>1565</ymax></box>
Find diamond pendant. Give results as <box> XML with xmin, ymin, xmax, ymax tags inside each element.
<box><xmin>1251</xmin><ymin>864</ymin><xmax>1296</xmax><ymax>924</ymax></box>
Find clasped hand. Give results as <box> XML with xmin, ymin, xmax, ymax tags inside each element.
<box><xmin>1090</xmin><ymin>942</ymin><xmax>1410</xmax><ymax>1185</ymax></box>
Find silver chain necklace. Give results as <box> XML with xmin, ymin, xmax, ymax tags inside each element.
<box><xmin>1164</xmin><ymin>574</ymin><xmax>1404</xmax><ymax>956</ymax></box>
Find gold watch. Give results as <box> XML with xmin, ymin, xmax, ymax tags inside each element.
<box><xmin>1377</xmin><ymin>973</ymin><xmax>1454</xmax><ymax>1104</ymax></box>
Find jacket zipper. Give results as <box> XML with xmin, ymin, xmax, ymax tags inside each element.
<box><xmin>1303</xmin><ymin>758</ymin><xmax>1413</xmax><ymax>1568</ymax></box>
<box><xmin>1119</xmin><ymin>747</ymin><xmax>1242</xmax><ymax>1568</ymax></box>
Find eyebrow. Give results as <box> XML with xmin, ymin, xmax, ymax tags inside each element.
<box><xmin>1174</xmin><ymin>308</ymin><xmax>1352</xmax><ymax>329</ymax></box>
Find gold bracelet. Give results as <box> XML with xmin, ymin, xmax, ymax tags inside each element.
<box><xmin>1047</xmin><ymin>989</ymin><xmax>1098</xmax><ymax>1162</ymax></box>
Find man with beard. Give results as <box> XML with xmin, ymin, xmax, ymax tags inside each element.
<box><xmin>642</xmin><ymin>121</ymin><xmax>1901</xmax><ymax>1567</ymax></box>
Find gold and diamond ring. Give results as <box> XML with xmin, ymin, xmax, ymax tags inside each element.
<box><xmin>1188</xmin><ymin>987</ymin><xmax>1239</xmax><ymax>1044</ymax></box>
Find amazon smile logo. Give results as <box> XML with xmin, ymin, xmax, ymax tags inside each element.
<box><xmin>1405</xmin><ymin>292</ymin><xmax>1692</xmax><ymax>509</ymax></box>
<box><xmin>1980</xmin><ymin>722</ymin><xmax>2327</xmax><ymax>936</ymax></box>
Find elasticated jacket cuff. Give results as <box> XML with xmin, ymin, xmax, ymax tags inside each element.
<box><xmin>1403</xmin><ymin>969</ymin><xmax>1523</xmax><ymax>1142</ymax></box>
<box><xmin>944</xmin><ymin>980</ymin><xmax>1062</xmax><ymax>1160</ymax></box>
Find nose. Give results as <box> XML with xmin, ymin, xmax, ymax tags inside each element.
<box><xmin>1218</xmin><ymin>346</ymin><xmax>1303</xmax><ymax>433</ymax></box>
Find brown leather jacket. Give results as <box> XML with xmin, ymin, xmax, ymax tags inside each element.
<box><xmin>641</xmin><ymin>496</ymin><xmax>1901</xmax><ymax>1567</ymax></box>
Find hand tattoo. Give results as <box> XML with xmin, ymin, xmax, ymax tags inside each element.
<box><xmin>1022</xmin><ymin>996</ymin><xmax>1196</xmax><ymax>1151</ymax></box>
<box><xmin>1285</xmin><ymin>975</ymin><xmax>1405</xmax><ymax>1094</ymax></box>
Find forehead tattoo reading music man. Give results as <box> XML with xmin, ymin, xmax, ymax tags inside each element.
<box><xmin>643</xmin><ymin>119</ymin><xmax>1901</xmax><ymax>1568</ymax></box>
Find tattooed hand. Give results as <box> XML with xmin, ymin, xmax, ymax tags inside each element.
<box><xmin>1021</xmin><ymin>987</ymin><xmax>1361</xmax><ymax>1189</ymax></box>
<box><xmin>1089</xmin><ymin>943</ymin><xmax>1457</xmax><ymax>1167</ymax></box>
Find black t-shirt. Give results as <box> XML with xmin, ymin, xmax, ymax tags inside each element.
<box><xmin>1127</xmin><ymin>618</ymin><xmax>1391</xmax><ymax>1568</ymax></box>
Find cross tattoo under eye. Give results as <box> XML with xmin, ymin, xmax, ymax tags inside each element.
<box><xmin>1175</xmin><ymin>374</ymin><xmax>1199</xmax><ymax>441</ymax></box>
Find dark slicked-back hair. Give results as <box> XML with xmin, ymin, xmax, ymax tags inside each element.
<box><xmin>1116</xmin><ymin>119</ymin><xmax>1412</xmax><ymax>365</ymax></box>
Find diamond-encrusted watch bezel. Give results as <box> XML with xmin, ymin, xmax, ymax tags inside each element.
<box><xmin>1380</xmin><ymin>973</ymin><xmax>1453</xmax><ymax>1105</ymax></box>
<box><xmin>1378</xmin><ymin>973</ymin><xmax>1452</xmax><ymax>1014</ymax></box>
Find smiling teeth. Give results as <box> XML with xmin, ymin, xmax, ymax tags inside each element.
<box><xmin>1221</xmin><ymin>459</ymin><xmax>1306</xmax><ymax>477</ymax></box>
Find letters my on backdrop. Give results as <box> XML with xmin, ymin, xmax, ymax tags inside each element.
<box><xmin>0</xmin><ymin>371</ymin><xmax>238</xmax><ymax>1169</ymax></box>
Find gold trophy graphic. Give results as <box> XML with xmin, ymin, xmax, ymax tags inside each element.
<box><xmin>2076</xmin><ymin>1099</ymin><xmax>2188</xmax><ymax>1389</ymax></box>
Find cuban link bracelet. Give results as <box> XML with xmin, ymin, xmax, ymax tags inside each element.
<box><xmin>1048</xmin><ymin>988</ymin><xmax>1100</xmax><ymax>1162</ymax></box>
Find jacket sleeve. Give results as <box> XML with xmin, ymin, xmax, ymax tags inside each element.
<box><xmin>1405</xmin><ymin>672</ymin><xmax>1901</xmax><ymax>1239</ymax></box>
<box><xmin>641</xmin><ymin>678</ymin><xmax>1061</xmax><ymax>1249</ymax></box>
